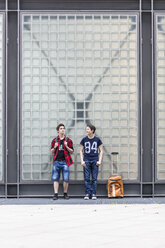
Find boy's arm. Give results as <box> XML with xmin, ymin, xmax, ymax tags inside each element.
<box><xmin>64</xmin><ymin>143</ymin><xmax>74</xmax><ymax>154</ymax></box>
<box><xmin>80</xmin><ymin>145</ymin><xmax>86</xmax><ymax>167</ymax></box>
<box><xmin>97</xmin><ymin>145</ymin><xmax>103</xmax><ymax>166</ymax></box>
<box><xmin>50</xmin><ymin>139</ymin><xmax>58</xmax><ymax>153</ymax></box>
<box><xmin>64</xmin><ymin>139</ymin><xmax>74</xmax><ymax>154</ymax></box>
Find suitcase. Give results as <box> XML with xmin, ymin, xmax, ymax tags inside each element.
<box><xmin>107</xmin><ymin>152</ymin><xmax>124</xmax><ymax>198</ymax></box>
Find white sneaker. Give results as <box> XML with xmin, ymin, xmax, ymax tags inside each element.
<box><xmin>84</xmin><ymin>194</ymin><xmax>89</xmax><ymax>200</ymax></box>
<box><xmin>92</xmin><ymin>194</ymin><xmax>97</xmax><ymax>200</ymax></box>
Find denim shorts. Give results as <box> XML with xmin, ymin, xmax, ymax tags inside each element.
<box><xmin>51</xmin><ymin>161</ymin><xmax>69</xmax><ymax>182</ymax></box>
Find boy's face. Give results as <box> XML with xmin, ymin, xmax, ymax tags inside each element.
<box><xmin>58</xmin><ymin>126</ymin><xmax>65</xmax><ymax>135</ymax></box>
<box><xmin>86</xmin><ymin>126</ymin><xmax>94</xmax><ymax>135</ymax></box>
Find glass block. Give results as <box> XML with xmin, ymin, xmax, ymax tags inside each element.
<box><xmin>23</xmin><ymin>24</ymin><xmax>31</xmax><ymax>31</ymax></box>
<box><xmin>32</xmin><ymin>50</ymin><xmax>40</xmax><ymax>57</ymax></box>
<box><xmin>32</xmin><ymin>111</ymin><xmax>40</xmax><ymax>119</ymax></box>
<box><xmin>22</xmin><ymin>163</ymin><xmax>31</xmax><ymax>172</ymax></box>
<box><xmin>41</xmin><ymin>162</ymin><xmax>50</xmax><ymax>171</ymax></box>
<box><xmin>23</xmin><ymin>146</ymin><xmax>31</xmax><ymax>154</ymax></box>
<box><xmin>32</xmin><ymin>67</ymin><xmax>40</xmax><ymax>75</ymax></box>
<box><xmin>41</xmin><ymin>129</ymin><xmax>49</xmax><ymax>136</ymax></box>
<box><xmin>32</xmin><ymin>102</ymin><xmax>40</xmax><ymax>111</ymax></box>
<box><xmin>41</xmin><ymin>33</ymin><xmax>49</xmax><ymax>40</ymax></box>
<box><xmin>24</xmin><ymin>58</ymin><xmax>31</xmax><ymax>67</ymax></box>
<box><xmin>24</xmin><ymin>16</ymin><xmax>31</xmax><ymax>23</ymax></box>
<box><xmin>23</xmin><ymin>85</ymin><xmax>31</xmax><ymax>93</ymax></box>
<box><xmin>41</xmin><ymin>85</ymin><xmax>48</xmax><ymax>93</ymax></box>
<box><xmin>23</xmin><ymin>94</ymin><xmax>31</xmax><ymax>101</ymax></box>
<box><xmin>32</xmin><ymin>155</ymin><xmax>40</xmax><ymax>163</ymax></box>
<box><xmin>23</xmin><ymin>33</ymin><xmax>31</xmax><ymax>41</ymax></box>
<box><xmin>23</xmin><ymin>41</ymin><xmax>31</xmax><ymax>49</ymax></box>
<box><xmin>31</xmin><ymin>146</ymin><xmax>40</xmax><ymax>154</ymax></box>
<box><xmin>41</xmin><ymin>155</ymin><xmax>49</xmax><ymax>163</ymax></box>
<box><xmin>23</xmin><ymin>155</ymin><xmax>31</xmax><ymax>163</ymax></box>
<box><xmin>41</xmin><ymin>137</ymin><xmax>49</xmax><ymax>145</ymax></box>
<box><xmin>41</xmin><ymin>146</ymin><xmax>49</xmax><ymax>153</ymax></box>
<box><xmin>40</xmin><ymin>120</ymin><xmax>48</xmax><ymax>127</ymax></box>
<box><xmin>22</xmin><ymin>173</ymin><xmax>31</xmax><ymax>180</ymax></box>
<box><xmin>24</xmin><ymin>50</ymin><xmax>31</xmax><ymax>58</ymax></box>
<box><xmin>41</xmin><ymin>111</ymin><xmax>49</xmax><ymax>119</ymax></box>
<box><xmin>32</xmin><ymin>58</ymin><xmax>40</xmax><ymax>66</ymax></box>
<box><xmin>32</xmin><ymin>172</ymin><xmax>40</xmax><ymax>180</ymax></box>
<box><xmin>32</xmin><ymin>137</ymin><xmax>40</xmax><ymax>145</ymax></box>
<box><xmin>31</xmin><ymin>120</ymin><xmax>40</xmax><ymax>128</ymax></box>
<box><xmin>23</xmin><ymin>111</ymin><xmax>31</xmax><ymax>118</ymax></box>
<box><xmin>32</xmin><ymin>24</ymin><xmax>40</xmax><ymax>32</ymax></box>
<box><xmin>23</xmin><ymin>120</ymin><xmax>31</xmax><ymax>128</ymax></box>
<box><xmin>41</xmin><ymin>76</ymin><xmax>48</xmax><ymax>84</ymax></box>
<box><xmin>24</xmin><ymin>77</ymin><xmax>31</xmax><ymax>84</ymax></box>
<box><xmin>32</xmin><ymin>85</ymin><xmax>40</xmax><ymax>93</ymax></box>
<box><xmin>23</xmin><ymin>129</ymin><xmax>31</xmax><ymax>136</ymax></box>
<box><xmin>32</xmin><ymin>164</ymin><xmax>40</xmax><ymax>171</ymax></box>
<box><xmin>41</xmin><ymin>102</ymin><xmax>48</xmax><ymax>111</ymax></box>
<box><xmin>32</xmin><ymin>94</ymin><xmax>40</xmax><ymax>101</ymax></box>
<box><xmin>32</xmin><ymin>128</ymin><xmax>40</xmax><ymax>136</ymax></box>
<box><xmin>41</xmin><ymin>173</ymin><xmax>50</xmax><ymax>180</ymax></box>
<box><xmin>32</xmin><ymin>15</ymin><xmax>40</xmax><ymax>22</ymax></box>
<box><xmin>33</xmin><ymin>33</ymin><xmax>40</xmax><ymax>40</ymax></box>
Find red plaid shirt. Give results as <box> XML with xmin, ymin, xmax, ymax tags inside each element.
<box><xmin>51</xmin><ymin>135</ymin><xmax>74</xmax><ymax>166</ymax></box>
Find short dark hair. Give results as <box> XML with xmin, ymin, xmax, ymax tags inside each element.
<box><xmin>87</xmin><ymin>124</ymin><xmax>96</xmax><ymax>134</ymax></box>
<box><xmin>56</xmin><ymin>123</ymin><xmax>65</xmax><ymax>131</ymax></box>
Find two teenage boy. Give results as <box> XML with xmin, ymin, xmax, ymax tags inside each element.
<box><xmin>51</xmin><ymin>123</ymin><xmax>103</xmax><ymax>200</ymax></box>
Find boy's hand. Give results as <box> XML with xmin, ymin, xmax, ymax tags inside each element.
<box><xmin>81</xmin><ymin>161</ymin><xmax>86</xmax><ymax>168</ymax></box>
<box><xmin>64</xmin><ymin>141</ymin><xmax>67</xmax><ymax>147</ymax></box>
<box><xmin>96</xmin><ymin>161</ymin><xmax>101</xmax><ymax>166</ymax></box>
<box><xmin>54</xmin><ymin>142</ymin><xmax>58</xmax><ymax>149</ymax></box>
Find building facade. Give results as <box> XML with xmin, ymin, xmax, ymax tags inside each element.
<box><xmin>0</xmin><ymin>0</ymin><xmax>165</xmax><ymax>197</ymax></box>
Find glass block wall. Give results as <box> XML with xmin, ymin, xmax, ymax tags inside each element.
<box><xmin>21</xmin><ymin>13</ymin><xmax>138</xmax><ymax>181</ymax></box>
<box><xmin>156</xmin><ymin>15</ymin><xmax>165</xmax><ymax>180</ymax></box>
<box><xmin>0</xmin><ymin>14</ymin><xmax>3</xmax><ymax>181</ymax></box>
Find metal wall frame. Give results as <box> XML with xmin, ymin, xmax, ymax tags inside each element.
<box><xmin>154</xmin><ymin>11</ymin><xmax>165</xmax><ymax>195</ymax></box>
<box><xmin>0</xmin><ymin>0</ymin><xmax>164</xmax><ymax>197</ymax></box>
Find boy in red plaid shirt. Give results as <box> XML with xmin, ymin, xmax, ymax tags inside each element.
<box><xmin>51</xmin><ymin>123</ymin><xmax>74</xmax><ymax>200</ymax></box>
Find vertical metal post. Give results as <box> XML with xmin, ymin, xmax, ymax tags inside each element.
<box><xmin>17</xmin><ymin>0</ymin><xmax>20</xmax><ymax>198</ymax></box>
<box><xmin>151</xmin><ymin>0</ymin><xmax>155</xmax><ymax>197</ymax></box>
<box><xmin>139</xmin><ymin>0</ymin><xmax>143</xmax><ymax>198</ymax></box>
<box><xmin>5</xmin><ymin>0</ymin><xmax>8</xmax><ymax>198</ymax></box>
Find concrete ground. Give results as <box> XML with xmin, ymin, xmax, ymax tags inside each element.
<box><xmin>0</xmin><ymin>198</ymin><xmax>165</xmax><ymax>248</ymax></box>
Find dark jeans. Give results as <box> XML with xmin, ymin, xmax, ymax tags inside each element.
<box><xmin>83</xmin><ymin>160</ymin><xmax>98</xmax><ymax>195</ymax></box>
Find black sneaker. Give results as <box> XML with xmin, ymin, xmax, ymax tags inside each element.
<box><xmin>64</xmin><ymin>193</ymin><xmax>69</xmax><ymax>200</ymax></box>
<box><xmin>53</xmin><ymin>194</ymin><xmax>58</xmax><ymax>200</ymax></box>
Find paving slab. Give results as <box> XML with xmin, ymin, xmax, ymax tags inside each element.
<box><xmin>0</xmin><ymin>203</ymin><xmax>165</xmax><ymax>248</ymax></box>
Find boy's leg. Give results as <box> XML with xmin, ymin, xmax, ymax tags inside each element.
<box><xmin>84</xmin><ymin>160</ymin><xmax>92</xmax><ymax>195</ymax></box>
<box><xmin>61</xmin><ymin>162</ymin><xmax>70</xmax><ymax>199</ymax></box>
<box><xmin>51</xmin><ymin>161</ymin><xmax>61</xmax><ymax>200</ymax></box>
<box><xmin>54</xmin><ymin>181</ymin><xmax>59</xmax><ymax>194</ymax></box>
<box><xmin>51</xmin><ymin>161</ymin><xmax>61</xmax><ymax>192</ymax></box>
<box><xmin>63</xmin><ymin>181</ymin><xmax>69</xmax><ymax>193</ymax></box>
<box><xmin>91</xmin><ymin>160</ymin><xmax>99</xmax><ymax>195</ymax></box>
